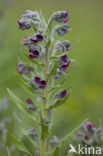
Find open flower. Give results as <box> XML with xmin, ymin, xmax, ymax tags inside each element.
<box><xmin>39</xmin><ymin>80</ymin><xmax>47</xmax><ymax>89</ymax></box>
<box><xmin>53</xmin><ymin>11</ymin><xmax>69</xmax><ymax>23</ymax></box>
<box><xmin>29</xmin><ymin>49</ymin><xmax>40</xmax><ymax>58</ymax></box>
<box><xmin>30</xmin><ymin>34</ymin><xmax>43</xmax><ymax>43</ymax></box>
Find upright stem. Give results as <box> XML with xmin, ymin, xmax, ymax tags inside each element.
<box><xmin>40</xmin><ymin>46</ymin><xmax>49</xmax><ymax>156</ymax></box>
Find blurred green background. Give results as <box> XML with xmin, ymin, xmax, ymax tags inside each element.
<box><xmin>0</xmin><ymin>0</ymin><xmax>103</xmax><ymax>145</ymax></box>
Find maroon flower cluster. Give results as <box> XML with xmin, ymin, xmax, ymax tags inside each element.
<box><xmin>22</xmin><ymin>33</ymin><xmax>43</xmax><ymax>59</ymax></box>
<box><xmin>55</xmin><ymin>55</ymin><xmax>71</xmax><ymax>79</ymax></box>
<box><xmin>77</xmin><ymin>121</ymin><xmax>103</xmax><ymax>146</ymax></box>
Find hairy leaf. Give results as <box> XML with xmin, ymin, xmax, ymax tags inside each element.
<box><xmin>48</xmin><ymin>61</ymin><xmax>58</xmax><ymax>78</ymax></box>
<box><xmin>7</xmin><ymin>132</ymin><xmax>32</xmax><ymax>156</ymax></box>
<box><xmin>7</xmin><ymin>88</ymin><xmax>37</xmax><ymax>122</ymax></box>
<box><xmin>7</xmin><ymin>147</ymin><xmax>11</xmax><ymax>156</ymax></box>
<box><xmin>46</xmin><ymin>94</ymin><xmax>69</xmax><ymax>111</ymax></box>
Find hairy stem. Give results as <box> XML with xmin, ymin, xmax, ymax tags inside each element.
<box><xmin>40</xmin><ymin>46</ymin><xmax>49</xmax><ymax>156</ymax></box>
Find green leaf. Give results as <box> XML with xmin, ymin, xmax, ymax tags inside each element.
<box><xmin>40</xmin><ymin>116</ymin><xmax>49</xmax><ymax>140</ymax></box>
<box><xmin>7</xmin><ymin>132</ymin><xmax>32</xmax><ymax>156</ymax></box>
<box><xmin>16</xmin><ymin>73</ymin><xmax>41</xmax><ymax>96</ymax></box>
<box><xmin>7</xmin><ymin>88</ymin><xmax>37</xmax><ymax>122</ymax></box>
<box><xmin>7</xmin><ymin>147</ymin><xmax>11</xmax><ymax>156</ymax></box>
<box><xmin>48</xmin><ymin>61</ymin><xmax>58</xmax><ymax>78</ymax></box>
<box><xmin>54</xmin><ymin>146</ymin><xmax>60</xmax><ymax>156</ymax></box>
<box><xmin>46</xmin><ymin>94</ymin><xmax>70</xmax><ymax>111</ymax></box>
<box><xmin>59</xmin><ymin>119</ymin><xmax>88</xmax><ymax>146</ymax></box>
<box><xmin>46</xmin><ymin>16</ymin><xmax>53</xmax><ymax>36</ymax></box>
<box><xmin>40</xmin><ymin>10</ymin><xmax>47</xmax><ymax>29</ymax></box>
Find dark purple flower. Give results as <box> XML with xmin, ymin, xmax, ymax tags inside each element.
<box><xmin>39</xmin><ymin>80</ymin><xmax>47</xmax><ymax>89</ymax></box>
<box><xmin>53</xmin><ymin>11</ymin><xmax>69</xmax><ymax>23</ymax></box>
<box><xmin>84</xmin><ymin>135</ymin><xmax>89</xmax><ymax>140</ymax></box>
<box><xmin>30</xmin><ymin>36</ymin><xmax>38</xmax><ymax>43</ymax></box>
<box><xmin>30</xmin><ymin>34</ymin><xmax>43</xmax><ymax>43</ymax></box>
<box><xmin>61</xmin><ymin>63</ymin><xmax>69</xmax><ymax>71</ymax></box>
<box><xmin>34</xmin><ymin>76</ymin><xmax>41</xmax><ymax>85</ymax></box>
<box><xmin>36</xmin><ymin>34</ymin><xmax>43</xmax><ymax>42</ymax></box>
<box><xmin>56</xmin><ymin>24</ymin><xmax>69</xmax><ymax>36</ymax></box>
<box><xmin>61</xmin><ymin>59</ymin><xmax>71</xmax><ymax>71</ymax></box>
<box><xmin>60</xmin><ymin>90</ymin><xmax>67</xmax><ymax>98</ymax></box>
<box><xmin>61</xmin><ymin>55</ymin><xmax>68</xmax><ymax>62</ymax></box>
<box><xmin>86</xmin><ymin>122</ymin><xmax>95</xmax><ymax>131</ymax></box>
<box><xmin>29</xmin><ymin>50</ymin><xmax>40</xmax><ymax>58</ymax></box>
<box><xmin>26</xmin><ymin>99</ymin><xmax>33</xmax><ymax>104</ymax></box>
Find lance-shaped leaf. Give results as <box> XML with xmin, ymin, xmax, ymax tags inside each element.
<box><xmin>7</xmin><ymin>132</ymin><xmax>32</xmax><ymax>156</ymax></box>
<box><xmin>46</xmin><ymin>93</ymin><xmax>69</xmax><ymax>111</ymax></box>
<box><xmin>7</xmin><ymin>88</ymin><xmax>37</xmax><ymax>122</ymax></box>
<box><xmin>16</xmin><ymin>73</ymin><xmax>42</xmax><ymax>96</ymax></box>
<box><xmin>54</xmin><ymin>146</ymin><xmax>60</xmax><ymax>156</ymax></box>
<box><xmin>7</xmin><ymin>147</ymin><xmax>11</xmax><ymax>156</ymax></box>
<box><xmin>59</xmin><ymin>119</ymin><xmax>88</xmax><ymax>146</ymax></box>
<box><xmin>40</xmin><ymin>116</ymin><xmax>49</xmax><ymax>140</ymax></box>
<box><xmin>48</xmin><ymin>61</ymin><xmax>58</xmax><ymax>78</ymax></box>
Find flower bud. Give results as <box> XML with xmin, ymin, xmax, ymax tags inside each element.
<box><xmin>26</xmin><ymin>98</ymin><xmax>37</xmax><ymax>112</ymax></box>
<box><xmin>61</xmin><ymin>55</ymin><xmax>68</xmax><ymax>63</ymax></box>
<box><xmin>86</xmin><ymin>122</ymin><xmax>95</xmax><ymax>131</ymax></box>
<box><xmin>18</xmin><ymin>19</ymin><xmax>31</xmax><ymax>30</ymax></box>
<box><xmin>22</xmin><ymin>37</ymin><xmax>31</xmax><ymax>45</ymax></box>
<box><xmin>35</xmin><ymin>151</ymin><xmax>40</xmax><ymax>156</ymax></box>
<box><xmin>61</xmin><ymin>61</ymin><xmax>71</xmax><ymax>71</ymax></box>
<box><xmin>56</xmin><ymin>24</ymin><xmax>69</xmax><ymax>36</ymax></box>
<box><xmin>55</xmin><ymin>90</ymin><xmax>67</xmax><ymax>99</ymax></box>
<box><xmin>22</xmin><ymin>10</ymin><xmax>40</xmax><ymax>20</ymax></box>
<box><xmin>28</xmin><ymin>128</ymin><xmax>37</xmax><ymax>138</ymax></box>
<box><xmin>50</xmin><ymin>136</ymin><xmax>59</xmax><ymax>145</ymax></box>
<box><xmin>77</xmin><ymin>131</ymin><xmax>85</xmax><ymax>137</ymax></box>
<box><xmin>59</xmin><ymin>90</ymin><xmax>67</xmax><ymax>98</ymax></box>
<box><xmin>43</xmin><ymin>119</ymin><xmax>49</xmax><ymax>126</ymax></box>
<box><xmin>84</xmin><ymin>135</ymin><xmax>89</xmax><ymax>140</ymax></box>
<box><xmin>17</xmin><ymin>62</ymin><xmax>31</xmax><ymax>74</ymax></box>
<box><xmin>56</xmin><ymin>41</ymin><xmax>70</xmax><ymax>52</ymax></box>
<box><xmin>34</xmin><ymin>76</ymin><xmax>41</xmax><ymax>85</ymax></box>
<box><xmin>53</xmin><ymin>11</ymin><xmax>69</xmax><ymax>23</ymax></box>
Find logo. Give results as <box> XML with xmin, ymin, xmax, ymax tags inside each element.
<box><xmin>68</xmin><ymin>144</ymin><xmax>102</xmax><ymax>155</ymax></box>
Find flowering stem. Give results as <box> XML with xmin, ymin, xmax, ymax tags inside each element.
<box><xmin>40</xmin><ymin>46</ymin><xmax>49</xmax><ymax>156</ymax></box>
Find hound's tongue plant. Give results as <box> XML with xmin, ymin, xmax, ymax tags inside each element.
<box><xmin>7</xmin><ymin>10</ymin><xmax>78</xmax><ymax>156</ymax></box>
